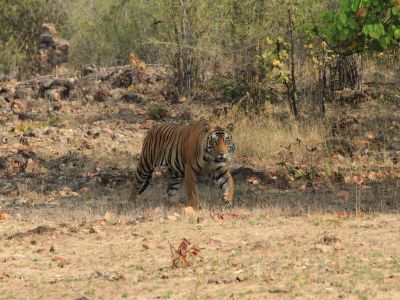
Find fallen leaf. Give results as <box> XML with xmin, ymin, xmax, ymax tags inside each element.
<box><xmin>211</xmin><ymin>212</ymin><xmax>239</xmax><ymax>221</ymax></box>
<box><xmin>337</xmin><ymin>211</ymin><xmax>349</xmax><ymax>219</ymax></box>
<box><xmin>103</xmin><ymin>211</ymin><xmax>113</xmax><ymax>221</ymax></box>
<box><xmin>248</xmin><ymin>178</ymin><xmax>259</xmax><ymax>185</ymax></box>
<box><xmin>89</xmin><ymin>226</ymin><xmax>102</xmax><ymax>234</ymax></box>
<box><xmin>170</xmin><ymin>238</ymin><xmax>203</xmax><ymax>268</ymax></box>
<box><xmin>366</xmin><ymin>132</ymin><xmax>375</xmax><ymax>139</ymax></box>
<box><xmin>143</xmin><ymin>210</ymin><xmax>152</xmax><ymax>218</ymax></box>
<box><xmin>58</xmin><ymin>190</ymin><xmax>68</xmax><ymax>197</ymax></box>
<box><xmin>367</xmin><ymin>172</ymin><xmax>377</xmax><ymax>181</ymax></box>
<box><xmin>183</xmin><ymin>206</ymin><xmax>195</xmax><ymax>217</ymax></box>
<box><xmin>0</xmin><ymin>212</ymin><xmax>11</xmax><ymax>221</ymax></box>
<box><xmin>167</xmin><ymin>215</ymin><xmax>177</xmax><ymax>221</ymax></box>
<box><xmin>51</xmin><ymin>256</ymin><xmax>70</xmax><ymax>266</ymax></box>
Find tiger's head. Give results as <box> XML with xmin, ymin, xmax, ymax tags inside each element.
<box><xmin>203</xmin><ymin>123</ymin><xmax>235</xmax><ymax>165</ymax></box>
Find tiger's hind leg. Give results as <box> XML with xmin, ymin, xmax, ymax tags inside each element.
<box><xmin>166</xmin><ymin>168</ymin><xmax>183</xmax><ymax>202</ymax></box>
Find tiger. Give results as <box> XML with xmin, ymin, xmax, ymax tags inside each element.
<box><xmin>129</xmin><ymin>119</ymin><xmax>235</xmax><ymax>207</ymax></box>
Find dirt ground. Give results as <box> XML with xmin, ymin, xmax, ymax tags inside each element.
<box><xmin>1</xmin><ymin>66</ymin><xmax>400</xmax><ymax>299</ymax></box>
<box><xmin>1</xmin><ymin>206</ymin><xmax>400</xmax><ymax>300</ymax></box>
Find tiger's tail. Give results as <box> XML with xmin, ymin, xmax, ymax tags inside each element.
<box><xmin>129</xmin><ymin>137</ymin><xmax>155</xmax><ymax>202</ymax></box>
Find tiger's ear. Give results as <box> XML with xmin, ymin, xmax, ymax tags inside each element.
<box><xmin>226</xmin><ymin>123</ymin><xmax>234</xmax><ymax>132</ymax></box>
<box><xmin>203</xmin><ymin>123</ymin><xmax>209</xmax><ymax>133</ymax></box>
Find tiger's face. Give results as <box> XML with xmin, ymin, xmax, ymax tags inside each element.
<box><xmin>203</xmin><ymin>123</ymin><xmax>235</xmax><ymax>165</ymax></box>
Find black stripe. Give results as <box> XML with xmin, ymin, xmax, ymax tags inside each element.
<box><xmin>215</xmin><ymin>169</ymin><xmax>229</xmax><ymax>181</ymax></box>
<box><xmin>190</xmin><ymin>163</ymin><xmax>199</xmax><ymax>175</ymax></box>
<box><xmin>194</xmin><ymin>145</ymin><xmax>202</xmax><ymax>171</ymax></box>
<box><xmin>219</xmin><ymin>177</ymin><xmax>229</xmax><ymax>188</ymax></box>
<box><xmin>175</xmin><ymin>133</ymin><xmax>183</xmax><ymax>171</ymax></box>
<box><xmin>195</xmin><ymin>159</ymin><xmax>202</xmax><ymax>171</ymax></box>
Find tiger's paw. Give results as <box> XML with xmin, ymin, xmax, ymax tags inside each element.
<box><xmin>223</xmin><ymin>200</ymin><xmax>233</xmax><ymax>209</ymax></box>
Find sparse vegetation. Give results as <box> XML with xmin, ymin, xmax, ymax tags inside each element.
<box><xmin>1</xmin><ymin>0</ymin><xmax>399</xmax><ymax>299</ymax></box>
<box><xmin>147</xmin><ymin>105</ymin><xmax>169</xmax><ymax>120</ymax></box>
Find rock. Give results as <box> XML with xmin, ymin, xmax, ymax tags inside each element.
<box><xmin>93</xmin><ymin>89</ymin><xmax>110</xmax><ymax>102</ymax></box>
<box><xmin>118</xmin><ymin>109</ymin><xmax>136</xmax><ymax>122</ymax></box>
<box><xmin>326</xmin><ymin>138</ymin><xmax>356</xmax><ymax>157</ymax></box>
<box><xmin>81</xmin><ymin>64</ymin><xmax>97</xmax><ymax>76</ymax></box>
<box><xmin>120</xmin><ymin>92</ymin><xmax>143</xmax><ymax>103</ymax></box>
<box><xmin>19</xmin><ymin>136</ymin><xmax>29</xmax><ymax>145</ymax></box>
<box><xmin>320</xmin><ymin>235</ymin><xmax>341</xmax><ymax>245</ymax></box>
<box><xmin>15</xmin><ymin>86</ymin><xmax>35</xmax><ymax>100</ymax></box>
<box><xmin>231</xmin><ymin>166</ymin><xmax>273</xmax><ymax>184</ymax></box>
<box><xmin>10</xmin><ymin>100</ymin><xmax>29</xmax><ymax>114</ymax></box>
<box><xmin>105</xmin><ymin>67</ymin><xmax>143</xmax><ymax>88</ymax></box>
<box><xmin>38</xmin><ymin>23</ymin><xmax>69</xmax><ymax>74</ymax></box>
<box><xmin>140</xmin><ymin>119</ymin><xmax>155</xmax><ymax>129</ymax></box>
<box><xmin>39</xmin><ymin>79</ymin><xmax>72</xmax><ymax>99</ymax></box>
<box><xmin>23</xmin><ymin>128</ymin><xmax>38</xmax><ymax>137</ymax></box>
<box><xmin>207</xmin><ymin>275</ymin><xmax>222</xmax><ymax>284</ymax></box>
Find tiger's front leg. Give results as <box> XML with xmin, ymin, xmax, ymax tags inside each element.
<box><xmin>214</xmin><ymin>168</ymin><xmax>234</xmax><ymax>204</ymax></box>
<box><xmin>184</xmin><ymin>163</ymin><xmax>199</xmax><ymax>207</ymax></box>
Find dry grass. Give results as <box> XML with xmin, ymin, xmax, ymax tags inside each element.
<box><xmin>232</xmin><ymin>111</ymin><xmax>326</xmax><ymax>162</ymax></box>
<box><xmin>1</xmin><ymin>208</ymin><xmax>400</xmax><ymax>299</ymax></box>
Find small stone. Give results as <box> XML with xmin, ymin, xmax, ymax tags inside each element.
<box><xmin>207</xmin><ymin>275</ymin><xmax>221</xmax><ymax>284</ymax></box>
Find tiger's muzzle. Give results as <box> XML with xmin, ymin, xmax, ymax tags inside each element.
<box><xmin>214</xmin><ymin>155</ymin><xmax>227</xmax><ymax>163</ymax></box>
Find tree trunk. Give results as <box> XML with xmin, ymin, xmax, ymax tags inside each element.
<box><xmin>287</xmin><ymin>8</ymin><xmax>299</xmax><ymax>118</ymax></box>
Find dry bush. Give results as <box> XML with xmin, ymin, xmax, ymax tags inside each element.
<box><xmin>216</xmin><ymin>106</ymin><xmax>328</xmax><ymax>165</ymax></box>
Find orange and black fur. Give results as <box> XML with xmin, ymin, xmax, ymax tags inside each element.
<box><xmin>129</xmin><ymin>119</ymin><xmax>235</xmax><ymax>206</ymax></box>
